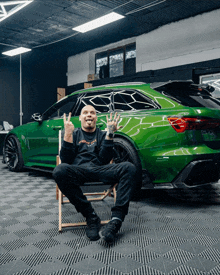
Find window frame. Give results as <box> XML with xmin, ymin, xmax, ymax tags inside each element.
<box><xmin>95</xmin><ymin>43</ymin><xmax>136</xmax><ymax>77</ymax></box>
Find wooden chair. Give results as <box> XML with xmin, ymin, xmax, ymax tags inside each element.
<box><xmin>56</xmin><ymin>130</ymin><xmax>117</xmax><ymax>232</ymax></box>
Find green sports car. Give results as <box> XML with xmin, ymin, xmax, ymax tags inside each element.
<box><xmin>3</xmin><ymin>81</ymin><xmax>220</xmax><ymax>192</ymax></box>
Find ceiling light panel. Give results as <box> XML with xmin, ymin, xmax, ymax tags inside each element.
<box><xmin>2</xmin><ymin>47</ymin><xmax>31</xmax><ymax>56</ymax></box>
<box><xmin>0</xmin><ymin>1</ymin><xmax>33</xmax><ymax>23</ymax></box>
<box><xmin>72</xmin><ymin>12</ymin><xmax>124</xmax><ymax>33</ymax></box>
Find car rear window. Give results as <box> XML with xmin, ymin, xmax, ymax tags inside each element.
<box><xmin>155</xmin><ymin>84</ymin><xmax>220</xmax><ymax>109</ymax></box>
<box><xmin>114</xmin><ymin>89</ymin><xmax>159</xmax><ymax>112</ymax></box>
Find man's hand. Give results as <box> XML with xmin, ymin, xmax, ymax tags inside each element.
<box><xmin>106</xmin><ymin>112</ymin><xmax>122</xmax><ymax>139</ymax></box>
<box><xmin>63</xmin><ymin>112</ymin><xmax>74</xmax><ymax>143</ymax></box>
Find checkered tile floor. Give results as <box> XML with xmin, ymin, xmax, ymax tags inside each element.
<box><xmin>0</xmin><ymin>158</ymin><xmax>220</xmax><ymax>275</ymax></box>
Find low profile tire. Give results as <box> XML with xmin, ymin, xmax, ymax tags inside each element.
<box><xmin>113</xmin><ymin>137</ymin><xmax>142</xmax><ymax>199</ymax></box>
<box><xmin>4</xmin><ymin>135</ymin><xmax>24</xmax><ymax>172</ymax></box>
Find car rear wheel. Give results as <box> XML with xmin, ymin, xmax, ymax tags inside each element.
<box><xmin>4</xmin><ymin>135</ymin><xmax>24</xmax><ymax>172</ymax></box>
<box><xmin>113</xmin><ymin>137</ymin><xmax>142</xmax><ymax>198</ymax></box>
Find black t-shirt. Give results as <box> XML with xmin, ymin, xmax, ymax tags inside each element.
<box><xmin>60</xmin><ymin>128</ymin><xmax>113</xmax><ymax>166</ymax></box>
<box><xmin>74</xmin><ymin>129</ymin><xmax>99</xmax><ymax>165</ymax></box>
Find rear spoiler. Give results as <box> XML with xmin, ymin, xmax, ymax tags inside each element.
<box><xmin>150</xmin><ymin>80</ymin><xmax>193</xmax><ymax>90</ymax></box>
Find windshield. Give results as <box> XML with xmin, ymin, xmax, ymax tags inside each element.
<box><xmin>43</xmin><ymin>95</ymin><xmax>78</xmax><ymax>120</ymax></box>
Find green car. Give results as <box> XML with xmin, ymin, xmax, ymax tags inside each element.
<box><xmin>3</xmin><ymin>81</ymin><xmax>220</xmax><ymax>192</ymax></box>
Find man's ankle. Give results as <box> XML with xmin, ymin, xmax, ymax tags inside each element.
<box><xmin>85</xmin><ymin>213</ymin><xmax>101</xmax><ymax>241</ymax></box>
<box><xmin>111</xmin><ymin>217</ymin><xmax>122</xmax><ymax>222</ymax></box>
<box><xmin>83</xmin><ymin>210</ymin><xmax>97</xmax><ymax>219</ymax></box>
<box><xmin>99</xmin><ymin>218</ymin><xmax>122</xmax><ymax>243</ymax></box>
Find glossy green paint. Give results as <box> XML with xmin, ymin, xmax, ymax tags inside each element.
<box><xmin>5</xmin><ymin>83</ymin><xmax>220</xmax><ymax>184</ymax></box>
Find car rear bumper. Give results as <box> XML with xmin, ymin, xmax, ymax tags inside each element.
<box><xmin>142</xmin><ymin>156</ymin><xmax>220</xmax><ymax>189</ymax></box>
<box><xmin>172</xmin><ymin>158</ymin><xmax>220</xmax><ymax>188</ymax></box>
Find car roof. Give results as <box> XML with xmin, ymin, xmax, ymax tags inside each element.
<box><xmin>69</xmin><ymin>82</ymin><xmax>149</xmax><ymax>96</ymax></box>
<box><xmin>83</xmin><ymin>82</ymin><xmax>147</xmax><ymax>91</ymax></box>
<box><xmin>75</xmin><ymin>80</ymin><xmax>195</xmax><ymax>94</ymax></box>
<box><xmin>150</xmin><ymin>80</ymin><xmax>193</xmax><ymax>89</ymax></box>
<box><xmin>98</xmin><ymin>82</ymin><xmax>146</xmax><ymax>87</ymax></box>
<box><xmin>67</xmin><ymin>80</ymin><xmax>208</xmax><ymax>101</ymax></box>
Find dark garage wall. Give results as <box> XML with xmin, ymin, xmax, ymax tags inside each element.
<box><xmin>0</xmin><ymin>58</ymin><xmax>20</xmax><ymax>127</ymax></box>
<box><xmin>67</xmin><ymin>58</ymin><xmax>220</xmax><ymax>95</ymax></box>
<box><xmin>1</xmin><ymin>52</ymin><xmax>220</xmax><ymax>128</ymax></box>
<box><xmin>0</xmin><ymin>50</ymin><xmax>67</xmax><ymax>128</ymax></box>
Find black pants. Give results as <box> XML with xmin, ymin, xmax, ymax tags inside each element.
<box><xmin>53</xmin><ymin>162</ymin><xmax>136</xmax><ymax>221</ymax></box>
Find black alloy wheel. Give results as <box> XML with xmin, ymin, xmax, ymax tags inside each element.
<box><xmin>4</xmin><ymin>135</ymin><xmax>24</xmax><ymax>172</ymax></box>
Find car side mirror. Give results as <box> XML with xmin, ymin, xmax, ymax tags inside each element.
<box><xmin>31</xmin><ymin>113</ymin><xmax>43</xmax><ymax>123</ymax></box>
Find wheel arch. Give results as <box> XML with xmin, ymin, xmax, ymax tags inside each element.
<box><xmin>114</xmin><ymin>133</ymin><xmax>144</xmax><ymax>167</ymax></box>
<box><xmin>4</xmin><ymin>132</ymin><xmax>26</xmax><ymax>150</ymax></box>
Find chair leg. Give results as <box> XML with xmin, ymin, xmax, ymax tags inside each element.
<box><xmin>58</xmin><ymin>189</ymin><xmax>63</xmax><ymax>232</ymax></box>
<box><xmin>57</xmin><ymin>183</ymin><xmax>117</xmax><ymax>232</ymax></box>
<box><xmin>56</xmin><ymin>185</ymin><xmax>59</xmax><ymax>200</ymax></box>
<box><xmin>113</xmin><ymin>185</ymin><xmax>117</xmax><ymax>203</ymax></box>
<box><xmin>84</xmin><ymin>183</ymin><xmax>117</xmax><ymax>201</ymax></box>
<box><xmin>58</xmin><ymin>186</ymin><xmax>111</xmax><ymax>231</ymax></box>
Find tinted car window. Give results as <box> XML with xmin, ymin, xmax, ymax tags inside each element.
<box><xmin>74</xmin><ymin>90</ymin><xmax>113</xmax><ymax>115</ymax></box>
<box><xmin>159</xmin><ymin>90</ymin><xmax>220</xmax><ymax>108</ymax></box>
<box><xmin>43</xmin><ymin>95</ymin><xmax>78</xmax><ymax>119</ymax></box>
<box><xmin>155</xmin><ymin>84</ymin><xmax>220</xmax><ymax>109</ymax></box>
<box><xmin>114</xmin><ymin>89</ymin><xmax>158</xmax><ymax>112</ymax></box>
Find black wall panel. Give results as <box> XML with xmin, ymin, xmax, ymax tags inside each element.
<box><xmin>0</xmin><ymin>51</ymin><xmax>67</xmax><ymax>127</ymax></box>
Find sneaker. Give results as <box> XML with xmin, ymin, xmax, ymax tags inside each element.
<box><xmin>85</xmin><ymin>215</ymin><xmax>101</xmax><ymax>241</ymax></box>
<box><xmin>99</xmin><ymin>219</ymin><xmax>122</xmax><ymax>243</ymax></box>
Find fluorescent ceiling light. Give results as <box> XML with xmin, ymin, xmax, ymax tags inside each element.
<box><xmin>2</xmin><ymin>47</ymin><xmax>31</xmax><ymax>56</ymax></box>
<box><xmin>73</xmin><ymin>12</ymin><xmax>124</xmax><ymax>33</ymax></box>
<box><xmin>0</xmin><ymin>1</ymin><xmax>33</xmax><ymax>23</ymax></box>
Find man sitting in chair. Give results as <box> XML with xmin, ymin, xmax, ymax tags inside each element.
<box><xmin>53</xmin><ymin>105</ymin><xmax>136</xmax><ymax>243</ymax></box>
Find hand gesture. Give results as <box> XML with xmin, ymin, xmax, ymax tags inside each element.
<box><xmin>106</xmin><ymin>112</ymin><xmax>123</xmax><ymax>133</ymax></box>
<box><xmin>63</xmin><ymin>112</ymin><xmax>74</xmax><ymax>136</ymax></box>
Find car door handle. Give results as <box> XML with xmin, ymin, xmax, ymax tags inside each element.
<box><xmin>52</xmin><ymin>126</ymin><xmax>62</xmax><ymax>130</ymax></box>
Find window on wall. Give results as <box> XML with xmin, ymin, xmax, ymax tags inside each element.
<box><xmin>95</xmin><ymin>52</ymin><xmax>108</xmax><ymax>76</ymax></box>
<box><xmin>109</xmin><ymin>48</ymin><xmax>124</xmax><ymax>78</ymax></box>
<box><xmin>95</xmin><ymin>43</ymin><xmax>136</xmax><ymax>78</ymax></box>
<box><xmin>200</xmin><ymin>73</ymin><xmax>220</xmax><ymax>98</ymax></box>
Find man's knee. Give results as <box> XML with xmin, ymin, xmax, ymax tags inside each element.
<box><xmin>121</xmin><ymin>162</ymin><xmax>136</xmax><ymax>177</ymax></box>
<box><xmin>53</xmin><ymin>163</ymin><xmax>70</xmax><ymax>181</ymax></box>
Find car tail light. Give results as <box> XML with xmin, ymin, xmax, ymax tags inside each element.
<box><xmin>167</xmin><ymin>117</ymin><xmax>220</xmax><ymax>133</ymax></box>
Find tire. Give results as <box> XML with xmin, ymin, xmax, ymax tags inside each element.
<box><xmin>113</xmin><ymin>137</ymin><xmax>142</xmax><ymax>198</ymax></box>
<box><xmin>4</xmin><ymin>135</ymin><xmax>24</xmax><ymax>172</ymax></box>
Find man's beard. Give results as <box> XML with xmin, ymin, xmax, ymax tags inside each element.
<box><xmin>84</xmin><ymin>122</ymin><xmax>95</xmax><ymax>130</ymax></box>
<box><xmin>85</xmin><ymin>125</ymin><xmax>94</xmax><ymax>129</ymax></box>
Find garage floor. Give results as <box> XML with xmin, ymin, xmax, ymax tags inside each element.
<box><xmin>0</xmin><ymin>158</ymin><xmax>220</xmax><ymax>275</ymax></box>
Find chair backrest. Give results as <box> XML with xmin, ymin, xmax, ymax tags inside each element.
<box><xmin>58</xmin><ymin>130</ymin><xmax>62</xmax><ymax>152</ymax></box>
